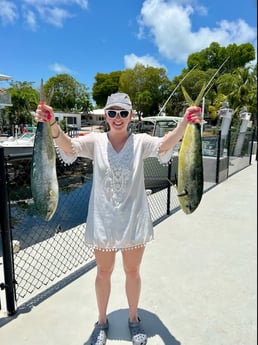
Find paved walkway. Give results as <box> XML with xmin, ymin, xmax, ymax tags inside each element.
<box><xmin>0</xmin><ymin>160</ymin><xmax>257</xmax><ymax>345</ymax></box>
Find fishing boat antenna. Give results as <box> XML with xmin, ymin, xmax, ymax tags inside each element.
<box><xmin>203</xmin><ymin>56</ymin><xmax>230</xmax><ymax>96</ymax></box>
<box><xmin>157</xmin><ymin>64</ymin><xmax>198</xmax><ymax>117</ymax></box>
<box><xmin>201</xmin><ymin>56</ymin><xmax>230</xmax><ymax>134</ymax></box>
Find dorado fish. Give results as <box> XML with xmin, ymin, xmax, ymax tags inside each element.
<box><xmin>31</xmin><ymin>80</ymin><xmax>58</xmax><ymax>221</ymax></box>
<box><xmin>176</xmin><ymin>84</ymin><xmax>205</xmax><ymax>214</ymax></box>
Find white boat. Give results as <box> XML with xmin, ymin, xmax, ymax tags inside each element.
<box><xmin>0</xmin><ymin>132</ymin><xmax>35</xmax><ymax>156</ymax></box>
<box><xmin>132</xmin><ymin>116</ymin><xmax>182</xmax><ymax>137</ymax></box>
<box><xmin>131</xmin><ymin>116</ymin><xmax>183</xmax><ymax>191</ymax></box>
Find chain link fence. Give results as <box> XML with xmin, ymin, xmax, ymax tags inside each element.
<box><xmin>4</xmin><ymin>156</ymin><xmax>95</xmax><ymax>302</ymax></box>
<box><xmin>1</xmin><ymin>151</ymin><xmax>182</xmax><ymax>306</ymax></box>
<box><xmin>0</xmin><ymin>127</ymin><xmax>256</xmax><ymax>312</ymax></box>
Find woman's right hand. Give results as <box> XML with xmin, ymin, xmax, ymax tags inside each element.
<box><xmin>35</xmin><ymin>103</ymin><xmax>55</xmax><ymax>124</ymax></box>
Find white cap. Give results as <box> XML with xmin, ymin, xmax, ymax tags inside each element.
<box><xmin>104</xmin><ymin>93</ymin><xmax>132</xmax><ymax>110</ymax></box>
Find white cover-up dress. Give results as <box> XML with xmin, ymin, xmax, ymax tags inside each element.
<box><xmin>57</xmin><ymin>132</ymin><xmax>174</xmax><ymax>251</ymax></box>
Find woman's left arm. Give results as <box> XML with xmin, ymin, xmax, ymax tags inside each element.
<box><xmin>159</xmin><ymin>106</ymin><xmax>202</xmax><ymax>153</ymax></box>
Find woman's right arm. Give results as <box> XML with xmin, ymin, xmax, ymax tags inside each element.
<box><xmin>35</xmin><ymin>103</ymin><xmax>74</xmax><ymax>154</ymax></box>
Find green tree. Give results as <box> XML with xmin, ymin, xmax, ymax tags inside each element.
<box><xmin>217</xmin><ymin>66</ymin><xmax>256</xmax><ymax>110</ymax></box>
<box><xmin>247</xmin><ymin>64</ymin><xmax>257</xmax><ymax>126</ymax></box>
<box><xmin>6</xmin><ymin>81</ymin><xmax>38</xmax><ymax>125</ymax></box>
<box><xmin>119</xmin><ymin>63</ymin><xmax>171</xmax><ymax>116</ymax></box>
<box><xmin>92</xmin><ymin>71</ymin><xmax>122</xmax><ymax>107</ymax></box>
<box><xmin>226</xmin><ymin>43</ymin><xmax>255</xmax><ymax>71</ymax></box>
<box><xmin>167</xmin><ymin>69</ymin><xmax>217</xmax><ymax>117</ymax></box>
<box><xmin>44</xmin><ymin>74</ymin><xmax>92</xmax><ymax>112</ymax></box>
<box><xmin>187</xmin><ymin>42</ymin><xmax>255</xmax><ymax>73</ymax></box>
<box><xmin>171</xmin><ymin>45</ymin><xmax>256</xmax><ymax>127</ymax></box>
<box><xmin>135</xmin><ymin>90</ymin><xmax>152</xmax><ymax>119</ymax></box>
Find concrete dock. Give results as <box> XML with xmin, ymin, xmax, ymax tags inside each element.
<box><xmin>0</xmin><ymin>160</ymin><xmax>257</xmax><ymax>345</ymax></box>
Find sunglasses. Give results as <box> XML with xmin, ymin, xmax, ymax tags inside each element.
<box><xmin>106</xmin><ymin>110</ymin><xmax>130</xmax><ymax>118</ymax></box>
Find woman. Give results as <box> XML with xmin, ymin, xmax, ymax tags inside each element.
<box><xmin>36</xmin><ymin>92</ymin><xmax>202</xmax><ymax>345</ymax></box>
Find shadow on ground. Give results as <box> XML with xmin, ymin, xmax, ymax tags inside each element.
<box><xmin>83</xmin><ymin>308</ymin><xmax>181</xmax><ymax>345</ymax></box>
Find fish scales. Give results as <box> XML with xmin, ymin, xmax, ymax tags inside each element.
<box><xmin>177</xmin><ymin>122</ymin><xmax>203</xmax><ymax>214</ymax></box>
<box><xmin>31</xmin><ymin>121</ymin><xmax>58</xmax><ymax>221</ymax></box>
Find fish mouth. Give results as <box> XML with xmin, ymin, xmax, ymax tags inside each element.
<box><xmin>177</xmin><ymin>189</ymin><xmax>188</xmax><ymax>197</ymax></box>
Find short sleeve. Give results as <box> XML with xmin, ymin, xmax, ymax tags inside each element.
<box><xmin>141</xmin><ymin>133</ymin><xmax>174</xmax><ymax>164</ymax></box>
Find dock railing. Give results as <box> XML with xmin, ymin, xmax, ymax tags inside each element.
<box><xmin>0</xmin><ymin>127</ymin><xmax>256</xmax><ymax>315</ymax></box>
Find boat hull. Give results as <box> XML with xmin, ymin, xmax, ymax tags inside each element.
<box><xmin>0</xmin><ymin>145</ymin><xmax>33</xmax><ymax>156</ymax></box>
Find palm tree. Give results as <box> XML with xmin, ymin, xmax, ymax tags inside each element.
<box><xmin>227</xmin><ymin>66</ymin><xmax>256</xmax><ymax>112</ymax></box>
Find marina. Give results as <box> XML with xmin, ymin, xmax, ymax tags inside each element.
<box><xmin>0</xmin><ymin>159</ymin><xmax>256</xmax><ymax>345</ymax></box>
<box><xmin>0</xmin><ymin>132</ymin><xmax>35</xmax><ymax>155</ymax></box>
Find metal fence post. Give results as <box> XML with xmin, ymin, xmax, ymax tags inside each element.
<box><xmin>0</xmin><ymin>147</ymin><xmax>16</xmax><ymax>315</ymax></box>
<box><xmin>166</xmin><ymin>159</ymin><xmax>172</xmax><ymax>215</ymax></box>
<box><xmin>226</xmin><ymin>129</ymin><xmax>231</xmax><ymax>179</ymax></box>
<box><xmin>215</xmin><ymin>130</ymin><xmax>221</xmax><ymax>184</ymax></box>
<box><xmin>249</xmin><ymin>127</ymin><xmax>256</xmax><ymax>165</ymax></box>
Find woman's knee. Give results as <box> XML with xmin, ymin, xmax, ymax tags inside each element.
<box><xmin>97</xmin><ymin>265</ymin><xmax>114</xmax><ymax>281</ymax></box>
<box><xmin>124</xmin><ymin>266</ymin><xmax>140</xmax><ymax>281</ymax></box>
<box><xmin>122</xmin><ymin>247</ymin><xmax>145</xmax><ymax>280</ymax></box>
<box><xmin>94</xmin><ymin>249</ymin><xmax>116</xmax><ymax>280</ymax></box>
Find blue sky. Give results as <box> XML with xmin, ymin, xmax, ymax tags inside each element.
<box><xmin>0</xmin><ymin>0</ymin><xmax>257</xmax><ymax>92</ymax></box>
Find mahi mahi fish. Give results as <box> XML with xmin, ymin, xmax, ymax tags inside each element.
<box><xmin>31</xmin><ymin>80</ymin><xmax>58</xmax><ymax>221</ymax></box>
<box><xmin>176</xmin><ymin>84</ymin><xmax>205</xmax><ymax>214</ymax></box>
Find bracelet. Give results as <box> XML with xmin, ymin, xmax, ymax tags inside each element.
<box><xmin>52</xmin><ymin>125</ymin><xmax>62</xmax><ymax>140</ymax></box>
<box><xmin>50</xmin><ymin>120</ymin><xmax>57</xmax><ymax>126</ymax></box>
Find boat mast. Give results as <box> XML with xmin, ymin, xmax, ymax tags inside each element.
<box><xmin>157</xmin><ymin>64</ymin><xmax>198</xmax><ymax>117</ymax></box>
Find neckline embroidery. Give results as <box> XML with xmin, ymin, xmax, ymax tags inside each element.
<box><xmin>104</xmin><ymin>134</ymin><xmax>133</xmax><ymax>208</ymax></box>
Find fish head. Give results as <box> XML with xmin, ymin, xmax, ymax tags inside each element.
<box><xmin>178</xmin><ymin>191</ymin><xmax>202</xmax><ymax>214</ymax></box>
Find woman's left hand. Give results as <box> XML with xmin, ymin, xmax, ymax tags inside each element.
<box><xmin>184</xmin><ymin>106</ymin><xmax>202</xmax><ymax>124</ymax></box>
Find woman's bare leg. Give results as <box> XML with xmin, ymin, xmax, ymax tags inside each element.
<box><xmin>122</xmin><ymin>247</ymin><xmax>145</xmax><ymax>322</ymax></box>
<box><xmin>94</xmin><ymin>249</ymin><xmax>116</xmax><ymax>324</ymax></box>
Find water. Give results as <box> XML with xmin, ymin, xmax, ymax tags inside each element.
<box><xmin>0</xmin><ymin>157</ymin><xmax>93</xmax><ymax>255</ymax></box>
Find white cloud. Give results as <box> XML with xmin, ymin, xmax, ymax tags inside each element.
<box><xmin>22</xmin><ymin>0</ymin><xmax>88</xmax><ymax>8</ymax></box>
<box><xmin>23</xmin><ymin>9</ymin><xmax>37</xmax><ymax>30</ymax></box>
<box><xmin>36</xmin><ymin>6</ymin><xmax>72</xmax><ymax>27</ymax></box>
<box><xmin>0</xmin><ymin>0</ymin><xmax>18</xmax><ymax>25</ymax></box>
<box><xmin>124</xmin><ymin>53</ymin><xmax>166</xmax><ymax>69</ymax></box>
<box><xmin>74</xmin><ymin>0</ymin><xmax>88</xmax><ymax>9</ymax></box>
<box><xmin>139</xmin><ymin>0</ymin><xmax>257</xmax><ymax>64</ymax></box>
<box><xmin>49</xmin><ymin>63</ymin><xmax>73</xmax><ymax>74</ymax></box>
<box><xmin>0</xmin><ymin>0</ymin><xmax>88</xmax><ymax>28</ymax></box>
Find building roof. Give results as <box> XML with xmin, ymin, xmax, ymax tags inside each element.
<box><xmin>0</xmin><ymin>74</ymin><xmax>12</xmax><ymax>81</ymax></box>
<box><xmin>89</xmin><ymin>108</ymin><xmax>105</xmax><ymax>115</ymax></box>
